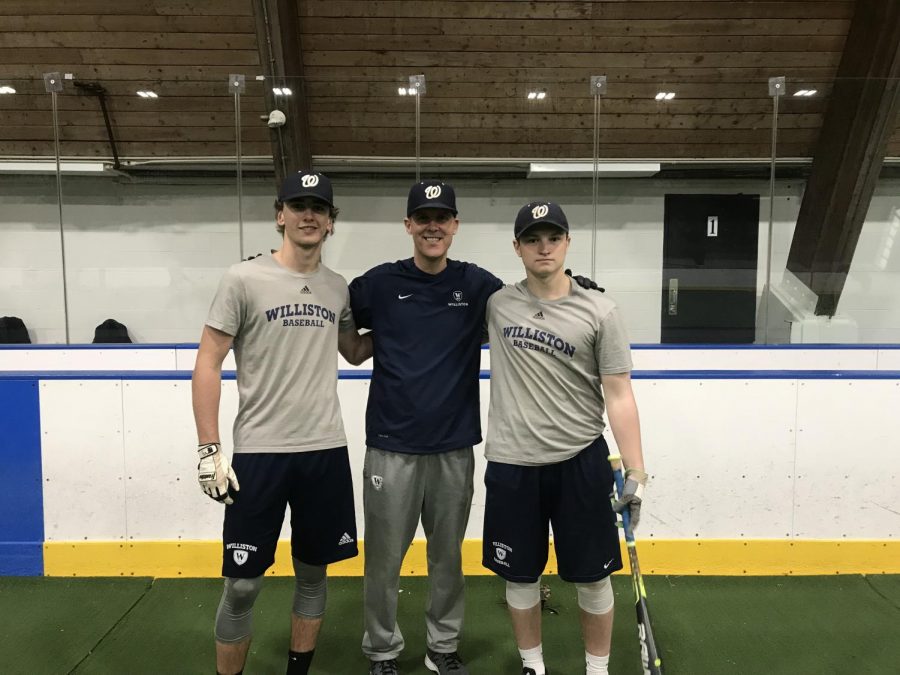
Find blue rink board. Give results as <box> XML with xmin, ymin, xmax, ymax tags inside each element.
<box><xmin>0</xmin><ymin>379</ymin><xmax>44</xmax><ymax>575</ymax></box>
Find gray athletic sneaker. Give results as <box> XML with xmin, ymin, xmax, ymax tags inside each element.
<box><xmin>425</xmin><ymin>648</ymin><xmax>469</xmax><ymax>674</ymax></box>
<box><xmin>369</xmin><ymin>658</ymin><xmax>400</xmax><ymax>675</ymax></box>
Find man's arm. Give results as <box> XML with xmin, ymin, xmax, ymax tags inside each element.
<box><xmin>601</xmin><ymin>371</ymin><xmax>645</xmax><ymax>472</ymax></box>
<box><xmin>602</xmin><ymin>370</ymin><xmax>649</xmax><ymax>526</ymax></box>
<box><xmin>338</xmin><ymin>330</ymin><xmax>373</xmax><ymax>366</ymax></box>
<box><xmin>192</xmin><ymin>325</ymin><xmax>234</xmax><ymax>443</ymax></box>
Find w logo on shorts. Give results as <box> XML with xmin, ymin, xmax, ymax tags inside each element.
<box><xmin>495</xmin><ymin>547</ymin><xmax>507</xmax><ymax>561</ymax></box>
<box><xmin>233</xmin><ymin>550</ymin><xmax>249</xmax><ymax>566</ymax></box>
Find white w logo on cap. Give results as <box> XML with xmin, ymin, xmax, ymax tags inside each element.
<box><xmin>531</xmin><ymin>204</ymin><xmax>549</xmax><ymax>219</ymax></box>
<box><xmin>301</xmin><ymin>174</ymin><xmax>320</xmax><ymax>187</ymax></box>
<box><xmin>425</xmin><ymin>185</ymin><xmax>442</xmax><ymax>199</ymax></box>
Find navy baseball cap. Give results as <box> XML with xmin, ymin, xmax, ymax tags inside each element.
<box><xmin>278</xmin><ymin>171</ymin><xmax>333</xmax><ymax>207</ymax></box>
<box><xmin>514</xmin><ymin>201</ymin><xmax>570</xmax><ymax>238</ymax></box>
<box><xmin>407</xmin><ymin>179</ymin><xmax>457</xmax><ymax>216</ymax></box>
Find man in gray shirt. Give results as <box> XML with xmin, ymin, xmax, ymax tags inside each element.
<box><xmin>192</xmin><ymin>171</ymin><xmax>371</xmax><ymax>675</ymax></box>
<box><xmin>483</xmin><ymin>201</ymin><xmax>649</xmax><ymax>675</ymax></box>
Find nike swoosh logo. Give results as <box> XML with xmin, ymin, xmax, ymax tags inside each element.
<box><xmin>603</xmin><ymin>558</ymin><xmax>614</xmax><ymax>569</ymax></box>
<box><xmin>398</xmin><ymin>294</ymin><xmax>413</xmax><ymax>299</ymax></box>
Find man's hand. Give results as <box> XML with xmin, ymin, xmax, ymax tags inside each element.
<box><xmin>613</xmin><ymin>468</ymin><xmax>648</xmax><ymax>529</ymax></box>
<box><xmin>197</xmin><ymin>442</ymin><xmax>240</xmax><ymax>505</ymax></box>
<box><xmin>565</xmin><ymin>269</ymin><xmax>605</xmax><ymax>293</ymax></box>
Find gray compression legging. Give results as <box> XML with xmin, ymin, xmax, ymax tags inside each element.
<box><xmin>214</xmin><ymin>560</ymin><xmax>327</xmax><ymax>643</ymax></box>
<box><xmin>215</xmin><ymin>575</ymin><xmax>264</xmax><ymax>643</ymax></box>
<box><xmin>292</xmin><ymin>557</ymin><xmax>327</xmax><ymax>619</ymax></box>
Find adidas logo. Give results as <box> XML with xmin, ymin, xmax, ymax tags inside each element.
<box><xmin>300</xmin><ymin>285</ymin><xmax>312</xmax><ymax>294</ymax></box>
<box><xmin>338</xmin><ymin>532</ymin><xmax>354</xmax><ymax>545</ymax></box>
<box><xmin>533</xmin><ymin>311</ymin><xmax>545</xmax><ymax>320</ymax></box>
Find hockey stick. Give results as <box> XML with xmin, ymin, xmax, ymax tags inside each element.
<box><xmin>610</xmin><ymin>455</ymin><xmax>663</xmax><ymax>675</ymax></box>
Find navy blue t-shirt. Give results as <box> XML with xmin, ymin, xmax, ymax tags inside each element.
<box><xmin>349</xmin><ymin>258</ymin><xmax>503</xmax><ymax>454</ymax></box>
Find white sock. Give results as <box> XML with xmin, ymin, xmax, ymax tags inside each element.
<box><xmin>519</xmin><ymin>645</ymin><xmax>545</xmax><ymax>674</ymax></box>
<box><xmin>585</xmin><ymin>650</ymin><xmax>610</xmax><ymax>675</ymax></box>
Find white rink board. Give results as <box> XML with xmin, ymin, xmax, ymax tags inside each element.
<box><xmin>618</xmin><ymin>379</ymin><xmax>798</xmax><ymax>539</ymax></box>
<box><xmin>122</xmin><ymin>380</ymin><xmax>235</xmax><ymax>541</ymax></box>
<box><xmin>0</xmin><ymin>348</ymin><xmax>177</xmax><ymax>371</ymax></box>
<box><xmin>36</xmin><ymin>374</ymin><xmax>899</xmax><ymax>544</ymax></box>
<box><xmin>631</xmin><ymin>348</ymin><xmax>879</xmax><ymax>371</ymax></box>
<box><xmin>877</xmin><ymin>349</ymin><xmax>900</xmax><ymax>370</ymax></box>
<box><xmin>793</xmin><ymin>380</ymin><xmax>900</xmax><ymax>539</ymax></box>
<box><xmin>40</xmin><ymin>380</ymin><xmax>128</xmax><ymax>541</ymax></box>
<box><xmin>174</xmin><ymin>347</ymin><xmax>235</xmax><ymax>372</ymax></box>
<box><xmin>5</xmin><ymin>345</ymin><xmax>898</xmax><ymax>373</ymax></box>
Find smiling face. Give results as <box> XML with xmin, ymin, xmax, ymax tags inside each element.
<box><xmin>277</xmin><ymin>197</ymin><xmax>333</xmax><ymax>249</ymax></box>
<box><xmin>405</xmin><ymin>207</ymin><xmax>459</xmax><ymax>268</ymax></box>
<box><xmin>514</xmin><ymin>224</ymin><xmax>570</xmax><ymax>279</ymax></box>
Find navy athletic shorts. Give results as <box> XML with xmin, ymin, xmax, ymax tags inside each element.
<box><xmin>222</xmin><ymin>447</ymin><xmax>358</xmax><ymax>578</ymax></box>
<box><xmin>482</xmin><ymin>436</ymin><xmax>623</xmax><ymax>583</ymax></box>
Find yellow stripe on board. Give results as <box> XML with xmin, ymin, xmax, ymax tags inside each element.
<box><xmin>43</xmin><ymin>539</ymin><xmax>900</xmax><ymax>578</ymax></box>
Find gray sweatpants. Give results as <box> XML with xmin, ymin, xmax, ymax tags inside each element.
<box><xmin>361</xmin><ymin>446</ymin><xmax>475</xmax><ymax>660</ymax></box>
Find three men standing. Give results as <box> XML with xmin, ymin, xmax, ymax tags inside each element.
<box><xmin>194</xmin><ymin>175</ymin><xmax>647</xmax><ymax>675</ymax></box>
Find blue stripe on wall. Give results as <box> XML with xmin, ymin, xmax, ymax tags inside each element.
<box><xmin>0</xmin><ymin>379</ymin><xmax>44</xmax><ymax>575</ymax></box>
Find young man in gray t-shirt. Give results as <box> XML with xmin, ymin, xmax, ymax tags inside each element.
<box><xmin>192</xmin><ymin>171</ymin><xmax>371</xmax><ymax>675</ymax></box>
<box><xmin>483</xmin><ymin>201</ymin><xmax>649</xmax><ymax>675</ymax></box>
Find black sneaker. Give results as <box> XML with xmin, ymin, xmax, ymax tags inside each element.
<box><xmin>368</xmin><ymin>658</ymin><xmax>400</xmax><ymax>675</ymax></box>
<box><xmin>522</xmin><ymin>669</ymin><xmax>548</xmax><ymax>675</ymax></box>
<box><xmin>425</xmin><ymin>648</ymin><xmax>469</xmax><ymax>674</ymax></box>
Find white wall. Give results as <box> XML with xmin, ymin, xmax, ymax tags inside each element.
<box><xmin>11</xmin><ymin>345</ymin><xmax>897</xmax><ymax>544</ymax></box>
<box><xmin>37</xmin><ymin>372</ymin><xmax>900</xmax><ymax>544</ymax></box>
<box><xmin>2</xmin><ymin>174</ymin><xmax>899</xmax><ymax>344</ymax></box>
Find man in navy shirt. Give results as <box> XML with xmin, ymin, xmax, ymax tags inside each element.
<box><xmin>350</xmin><ymin>180</ymin><xmax>500</xmax><ymax>675</ymax></box>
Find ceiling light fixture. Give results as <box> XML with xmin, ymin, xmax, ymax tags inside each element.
<box><xmin>793</xmin><ymin>89</ymin><xmax>817</xmax><ymax>97</ymax></box>
<box><xmin>655</xmin><ymin>91</ymin><xmax>676</xmax><ymax>100</ymax></box>
<box><xmin>272</xmin><ymin>87</ymin><xmax>292</xmax><ymax>96</ymax></box>
<box><xmin>528</xmin><ymin>162</ymin><xmax>661</xmax><ymax>178</ymax></box>
<box><xmin>0</xmin><ymin>160</ymin><xmax>107</xmax><ymax>174</ymax></box>
<box><xmin>136</xmin><ymin>90</ymin><xmax>158</xmax><ymax>98</ymax></box>
<box><xmin>527</xmin><ymin>90</ymin><xmax>547</xmax><ymax>100</ymax></box>
<box><xmin>0</xmin><ymin>86</ymin><xmax>16</xmax><ymax>95</ymax></box>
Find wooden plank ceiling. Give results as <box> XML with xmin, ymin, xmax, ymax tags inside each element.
<box><xmin>0</xmin><ymin>0</ymin><xmax>890</xmax><ymax>164</ymax></box>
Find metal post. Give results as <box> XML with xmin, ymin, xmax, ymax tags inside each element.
<box><xmin>45</xmin><ymin>72</ymin><xmax>70</xmax><ymax>344</ymax></box>
<box><xmin>765</xmin><ymin>76</ymin><xmax>786</xmax><ymax>343</ymax></box>
<box><xmin>230</xmin><ymin>74</ymin><xmax>246</xmax><ymax>260</ymax></box>
<box><xmin>410</xmin><ymin>74</ymin><xmax>426</xmax><ymax>181</ymax></box>
<box><xmin>589</xmin><ymin>76</ymin><xmax>607</xmax><ymax>280</ymax></box>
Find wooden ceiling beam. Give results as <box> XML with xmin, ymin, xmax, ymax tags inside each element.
<box><xmin>786</xmin><ymin>0</ymin><xmax>900</xmax><ymax>315</ymax></box>
<box><xmin>252</xmin><ymin>0</ymin><xmax>312</xmax><ymax>186</ymax></box>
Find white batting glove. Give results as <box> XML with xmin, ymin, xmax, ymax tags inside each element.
<box><xmin>613</xmin><ymin>468</ymin><xmax>648</xmax><ymax>529</ymax></box>
<box><xmin>197</xmin><ymin>442</ymin><xmax>240</xmax><ymax>505</ymax></box>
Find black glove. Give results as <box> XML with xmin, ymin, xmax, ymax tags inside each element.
<box><xmin>565</xmin><ymin>269</ymin><xmax>605</xmax><ymax>293</ymax></box>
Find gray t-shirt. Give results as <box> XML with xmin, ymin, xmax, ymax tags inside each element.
<box><xmin>485</xmin><ymin>279</ymin><xmax>633</xmax><ymax>466</ymax></box>
<box><xmin>206</xmin><ymin>255</ymin><xmax>356</xmax><ymax>453</ymax></box>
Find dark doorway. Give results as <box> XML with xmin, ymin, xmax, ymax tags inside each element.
<box><xmin>662</xmin><ymin>194</ymin><xmax>760</xmax><ymax>343</ymax></box>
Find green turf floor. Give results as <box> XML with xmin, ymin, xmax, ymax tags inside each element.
<box><xmin>1</xmin><ymin>575</ymin><xmax>898</xmax><ymax>674</ymax></box>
